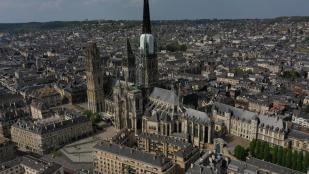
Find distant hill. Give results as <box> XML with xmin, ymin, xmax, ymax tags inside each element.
<box><xmin>0</xmin><ymin>16</ymin><xmax>308</xmax><ymax>33</ymax></box>
<box><xmin>0</xmin><ymin>21</ymin><xmax>97</xmax><ymax>33</ymax></box>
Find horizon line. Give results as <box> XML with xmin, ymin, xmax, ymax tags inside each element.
<box><xmin>1</xmin><ymin>15</ymin><xmax>309</xmax><ymax>25</ymax></box>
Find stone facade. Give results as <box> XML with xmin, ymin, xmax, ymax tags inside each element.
<box><xmin>213</xmin><ymin>102</ymin><xmax>286</xmax><ymax>146</ymax></box>
<box><xmin>113</xmin><ymin>81</ymin><xmax>143</xmax><ymax>132</ymax></box>
<box><xmin>136</xmin><ymin>133</ymin><xmax>200</xmax><ymax>174</ymax></box>
<box><xmin>288</xmin><ymin>129</ymin><xmax>309</xmax><ymax>152</ymax></box>
<box><xmin>11</xmin><ymin>109</ymin><xmax>93</xmax><ymax>154</ymax></box>
<box><xmin>94</xmin><ymin>141</ymin><xmax>177</xmax><ymax>174</ymax></box>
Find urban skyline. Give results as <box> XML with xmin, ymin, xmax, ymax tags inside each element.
<box><xmin>1</xmin><ymin>0</ymin><xmax>309</xmax><ymax>174</ymax></box>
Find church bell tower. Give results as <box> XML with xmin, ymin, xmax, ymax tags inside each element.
<box><xmin>85</xmin><ymin>43</ymin><xmax>105</xmax><ymax>113</ymax></box>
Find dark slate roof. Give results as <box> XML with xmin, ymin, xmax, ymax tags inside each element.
<box><xmin>228</xmin><ymin>159</ymin><xmax>258</xmax><ymax>174</ymax></box>
<box><xmin>0</xmin><ymin>158</ymin><xmax>22</xmax><ymax>172</ymax></box>
<box><xmin>0</xmin><ymin>109</ymin><xmax>27</xmax><ymax>122</ymax></box>
<box><xmin>94</xmin><ymin>141</ymin><xmax>172</xmax><ymax>169</ymax></box>
<box><xmin>288</xmin><ymin>129</ymin><xmax>309</xmax><ymax>141</ymax></box>
<box><xmin>186</xmin><ymin>164</ymin><xmax>214</xmax><ymax>174</ymax></box>
<box><xmin>174</xmin><ymin>146</ymin><xmax>200</xmax><ymax>160</ymax></box>
<box><xmin>0</xmin><ymin>156</ymin><xmax>62</xmax><ymax>173</ymax></box>
<box><xmin>213</xmin><ymin>102</ymin><xmax>259</xmax><ymax>122</ymax></box>
<box><xmin>246</xmin><ymin>157</ymin><xmax>304</xmax><ymax>174</ymax></box>
<box><xmin>184</xmin><ymin>108</ymin><xmax>211</xmax><ymax>124</ymax></box>
<box><xmin>138</xmin><ymin>132</ymin><xmax>191</xmax><ymax>148</ymax></box>
<box><xmin>21</xmin><ymin>156</ymin><xmax>62</xmax><ymax>174</ymax></box>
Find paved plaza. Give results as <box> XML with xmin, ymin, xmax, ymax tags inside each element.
<box><xmin>60</xmin><ymin>125</ymin><xmax>118</xmax><ymax>163</ymax></box>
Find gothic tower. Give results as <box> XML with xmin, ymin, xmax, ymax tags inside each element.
<box><xmin>85</xmin><ymin>43</ymin><xmax>105</xmax><ymax>113</ymax></box>
<box><xmin>137</xmin><ymin>0</ymin><xmax>158</xmax><ymax>94</ymax></box>
<box><xmin>113</xmin><ymin>81</ymin><xmax>143</xmax><ymax>132</ymax></box>
<box><xmin>127</xmin><ymin>38</ymin><xmax>136</xmax><ymax>83</ymax></box>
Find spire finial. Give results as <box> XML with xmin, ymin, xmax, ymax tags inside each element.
<box><xmin>142</xmin><ymin>0</ymin><xmax>152</xmax><ymax>34</ymax></box>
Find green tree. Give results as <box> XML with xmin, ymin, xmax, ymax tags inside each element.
<box><xmin>234</xmin><ymin>145</ymin><xmax>248</xmax><ymax>161</ymax></box>
<box><xmin>297</xmin><ymin>151</ymin><xmax>303</xmax><ymax>171</ymax></box>
<box><xmin>239</xmin><ymin>147</ymin><xmax>246</xmax><ymax>161</ymax></box>
<box><xmin>282</xmin><ymin>148</ymin><xmax>287</xmax><ymax>167</ymax></box>
<box><xmin>272</xmin><ymin>145</ymin><xmax>278</xmax><ymax>164</ymax></box>
<box><xmin>303</xmin><ymin>152</ymin><xmax>309</xmax><ymax>172</ymax></box>
<box><xmin>258</xmin><ymin>141</ymin><xmax>265</xmax><ymax>159</ymax></box>
<box><xmin>84</xmin><ymin>110</ymin><xmax>101</xmax><ymax>124</ymax></box>
<box><xmin>278</xmin><ymin>147</ymin><xmax>284</xmax><ymax>165</ymax></box>
<box><xmin>255</xmin><ymin>140</ymin><xmax>261</xmax><ymax>158</ymax></box>
<box><xmin>249</xmin><ymin>139</ymin><xmax>257</xmax><ymax>156</ymax></box>
<box><xmin>234</xmin><ymin>145</ymin><xmax>241</xmax><ymax>159</ymax></box>
<box><xmin>292</xmin><ymin>150</ymin><xmax>298</xmax><ymax>170</ymax></box>
<box><xmin>286</xmin><ymin>149</ymin><xmax>293</xmax><ymax>168</ymax></box>
<box><xmin>263</xmin><ymin>143</ymin><xmax>271</xmax><ymax>162</ymax></box>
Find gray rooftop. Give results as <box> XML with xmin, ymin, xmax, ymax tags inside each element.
<box><xmin>186</xmin><ymin>164</ymin><xmax>214</xmax><ymax>174</ymax></box>
<box><xmin>246</xmin><ymin>157</ymin><xmax>304</xmax><ymax>174</ymax></box>
<box><xmin>150</xmin><ymin>87</ymin><xmax>179</xmax><ymax>106</ymax></box>
<box><xmin>138</xmin><ymin>132</ymin><xmax>191</xmax><ymax>148</ymax></box>
<box><xmin>228</xmin><ymin>159</ymin><xmax>258</xmax><ymax>174</ymax></box>
<box><xmin>0</xmin><ymin>156</ymin><xmax>62</xmax><ymax>173</ymax></box>
<box><xmin>20</xmin><ymin>156</ymin><xmax>62</xmax><ymax>174</ymax></box>
<box><xmin>184</xmin><ymin>108</ymin><xmax>211</xmax><ymax>124</ymax></box>
<box><xmin>12</xmin><ymin>111</ymin><xmax>91</xmax><ymax>134</ymax></box>
<box><xmin>288</xmin><ymin>129</ymin><xmax>309</xmax><ymax>141</ymax></box>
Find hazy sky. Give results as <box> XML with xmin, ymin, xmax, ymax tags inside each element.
<box><xmin>1</xmin><ymin>0</ymin><xmax>309</xmax><ymax>23</ymax></box>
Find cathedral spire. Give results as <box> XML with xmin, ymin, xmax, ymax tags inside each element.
<box><xmin>142</xmin><ymin>0</ymin><xmax>152</xmax><ymax>34</ymax></box>
<box><xmin>127</xmin><ymin>38</ymin><xmax>134</xmax><ymax>63</ymax></box>
<box><xmin>127</xmin><ymin>38</ymin><xmax>136</xmax><ymax>83</ymax></box>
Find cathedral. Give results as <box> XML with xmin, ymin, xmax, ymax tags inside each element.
<box><xmin>85</xmin><ymin>0</ymin><xmax>214</xmax><ymax>147</ymax></box>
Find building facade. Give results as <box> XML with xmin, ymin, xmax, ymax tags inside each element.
<box><xmin>288</xmin><ymin>129</ymin><xmax>309</xmax><ymax>152</ymax></box>
<box><xmin>213</xmin><ymin>102</ymin><xmax>287</xmax><ymax>146</ymax></box>
<box><xmin>94</xmin><ymin>141</ymin><xmax>177</xmax><ymax>174</ymax></box>
<box><xmin>137</xmin><ymin>133</ymin><xmax>200</xmax><ymax>174</ymax></box>
<box><xmin>11</xmin><ymin>109</ymin><xmax>93</xmax><ymax>154</ymax></box>
<box><xmin>113</xmin><ymin>81</ymin><xmax>143</xmax><ymax>132</ymax></box>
